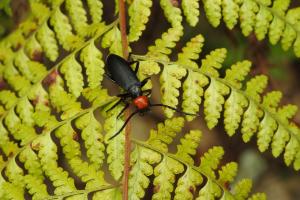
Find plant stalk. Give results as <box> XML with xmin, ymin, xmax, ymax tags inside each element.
<box><xmin>118</xmin><ymin>0</ymin><xmax>130</xmax><ymax>200</ymax></box>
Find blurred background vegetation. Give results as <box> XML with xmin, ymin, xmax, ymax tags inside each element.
<box><xmin>1</xmin><ymin>0</ymin><xmax>300</xmax><ymax>199</ymax></box>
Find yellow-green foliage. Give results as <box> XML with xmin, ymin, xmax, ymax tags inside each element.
<box><xmin>0</xmin><ymin>0</ymin><xmax>299</xmax><ymax>199</ymax></box>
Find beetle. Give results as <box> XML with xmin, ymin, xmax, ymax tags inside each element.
<box><xmin>106</xmin><ymin>54</ymin><xmax>198</xmax><ymax>140</ymax></box>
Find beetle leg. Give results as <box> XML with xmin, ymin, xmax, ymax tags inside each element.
<box><xmin>141</xmin><ymin>77</ymin><xmax>151</xmax><ymax>87</ymax></box>
<box><xmin>142</xmin><ymin>89</ymin><xmax>152</xmax><ymax>96</ymax></box>
<box><xmin>117</xmin><ymin>103</ymin><xmax>130</xmax><ymax>119</ymax></box>
<box><xmin>128</xmin><ymin>61</ymin><xmax>140</xmax><ymax>74</ymax></box>
<box><xmin>106</xmin><ymin>98</ymin><xmax>123</xmax><ymax>113</ymax></box>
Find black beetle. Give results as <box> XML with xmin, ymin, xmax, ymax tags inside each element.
<box><xmin>106</xmin><ymin>54</ymin><xmax>198</xmax><ymax>140</ymax></box>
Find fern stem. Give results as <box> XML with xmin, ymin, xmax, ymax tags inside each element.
<box><xmin>118</xmin><ymin>0</ymin><xmax>130</xmax><ymax>199</ymax></box>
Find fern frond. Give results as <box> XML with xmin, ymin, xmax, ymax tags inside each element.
<box><xmin>248</xmin><ymin>193</ymin><xmax>267</xmax><ymax>200</ymax></box>
<box><xmin>33</xmin><ymin>133</ymin><xmax>77</xmax><ymax>195</ymax></box>
<box><xmin>222</xmin><ymin>0</ymin><xmax>239</xmax><ymax>29</ymax></box>
<box><xmin>103</xmin><ymin>104</ymin><xmax>125</xmax><ymax>180</ymax></box>
<box><xmin>129</xmin><ymin>146</ymin><xmax>161</xmax><ymax>199</ymax></box>
<box><xmin>101</xmin><ymin>26</ymin><xmax>123</xmax><ymax>56</ymax></box>
<box><xmin>55</xmin><ymin>123</ymin><xmax>107</xmax><ymax>188</ymax></box>
<box><xmin>160</xmin><ymin>0</ymin><xmax>182</xmax><ymax>27</ymax></box>
<box><xmin>182</xmin><ymin>0</ymin><xmax>200</xmax><ymax>26</ymax></box>
<box><xmin>65</xmin><ymin>0</ymin><xmax>88</xmax><ymax>37</ymax></box>
<box><xmin>160</xmin><ymin>64</ymin><xmax>187</xmax><ymax>117</ymax></box>
<box><xmin>200</xmin><ymin>48</ymin><xmax>227</xmax><ymax>77</ymax></box>
<box><xmin>177</xmin><ymin>34</ymin><xmax>205</xmax><ymax>69</ymax></box>
<box><xmin>0</xmin><ymin>90</ymin><xmax>17</xmax><ymax>109</ymax></box>
<box><xmin>232</xmin><ymin>179</ymin><xmax>252</xmax><ymax>200</ymax></box>
<box><xmin>60</xmin><ymin>55</ymin><xmax>84</xmax><ymax>98</ymax></box>
<box><xmin>49</xmin><ymin>80</ymin><xmax>82</xmax><ymax>120</ymax></box>
<box><xmin>36</xmin><ymin>23</ymin><xmax>59</xmax><ymax>62</ymax></box>
<box><xmin>147</xmin><ymin>117</ymin><xmax>185</xmax><ymax>152</ymax></box>
<box><xmin>147</xmin><ymin>26</ymin><xmax>183</xmax><ymax>61</ymax></box>
<box><xmin>50</xmin><ymin>8</ymin><xmax>83</xmax><ymax>51</ymax></box>
<box><xmin>204</xmin><ymin>79</ymin><xmax>230</xmax><ymax>129</ymax></box>
<box><xmin>175</xmin><ymin>130</ymin><xmax>202</xmax><ymax>164</ymax></box>
<box><xmin>153</xmin><ymin>157</ymin><xmax>184</xmax><ymax>200</ymax></box>
<box><xmin>128</xmin><ymin>0</ymin><xmax>152</xmax><ymax>42</ymax></box>
<box><xmin>75</xmin><ymin>112</ymin><xmax>105</xmax><ymax>169</ymax></box>
<box><xmin>87</xmin><ymin>0</ymin><xmax>103</xmax><ymax>23</ymax></box>
<box><xmin>80</xmin><ymin>40</ymin><xmax>105</xmax><ymax>89</ymax></box>
<box><xmin>199</xmin><ymin>146</ymin><xmax>224</xmax><ymax>178</ymax></box>
<box><xmin>203</xmin><ymin>0</ymin><xmax>222</xmax><ymax>27</ymax></box>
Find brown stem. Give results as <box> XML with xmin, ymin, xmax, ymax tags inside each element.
<box><xmin>118</xmin><ymin>0</ymin><xmax>130</xmax><ymax>200</ymax></box>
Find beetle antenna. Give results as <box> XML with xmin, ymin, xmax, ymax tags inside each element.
<box><xmin>108</xmin><ymin>109</ymin><xmax>141</xmax><ymax>140</ymax></box>
<box><xmin>150</xmin><ymin>103</ymin><xmax>199</xmax><ymax>116</ymax></box>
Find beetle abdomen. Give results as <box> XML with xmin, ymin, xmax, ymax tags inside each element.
<box><xmin>106</xmin><ymin>54</ymin><xmax>141</xmax><ymax>91</ymax></box>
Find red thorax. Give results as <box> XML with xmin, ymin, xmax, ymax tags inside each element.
<box><xmin>133</xmin><ymin>96</ymin><xmax>149</xmax><ymax>110</ymax></box>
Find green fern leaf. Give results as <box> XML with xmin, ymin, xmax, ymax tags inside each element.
<box><xmin>203</xmin><ymin>0</ymin><xmax>222</xmax><ymax>27</ymax></box>
<box><xmin>281</xmin><ymin>7</ymin><xmax>300</xmax><ymax>55</ymax></box>
<box><xmin>175</xmin><ymin>130</ymin><xmax>202</xmax><ymax>164</ymax></box>
<box><xmin>33</xmin><ymin>134</ymin><xmax>76</xmax><ymax>195</ymax></box>
<box><xmin>101</xmin><ymin>26</ymin><xmax>123</xmax><ymax>56</ymax></box>
<box><xmin>257</xmin><ymin>91</ymin><xmax>282</xmax><ymax>151</ymax></box>
<box><xmin>87</xmin><ymin>0</ymin><xmax>103</xmax><ymax>23</ymax></box>
<box><xmin>177</xmin><ymin>34</ymin><xmax>204</xmax><ymax>69</ymax></box>
<box><xmin>60</xmin><ymin>55</ymin><xmax>84</xmax><ymax>98</ymax></box>
<box><xmin>248</xmin><ymin>193</ymin><xmax>267</xmax><ymax>200</ymax></box>
<box><xmin>224</xmin><ymin>91</ymin><xmax>248</xmax><ymax>136</ymax></box>
<box><xmin>50</xmin><ymin>8</ymin><xmax>83</xmax><ymax>51</ymax></box>
<box><xmin>268</xmin><ymin>0</ymin><xmax>290</xmax><ymax>45</ymax></box>
<box><xmin>204</xmin><ymin>79</ymin><xmax>230</xmax><ymax>129</ymax></box>
<box><xmin>103</xmin><ymin>104</ymin><xmax>125</xmax><ymax>180</ymax></box>
<box><xmin>128</xmin><ymin>0</ymin><xmax>152</xmax><ymax>42</ymax></box>
<box><xmin>160</xmin><ymin>64</ymin><xmax>186</xmax><ymax>117</ymax></box>
<box><xmin>153</xmin><ymin>157</ymin><xmax>184</xmax><ymax>200</ymax></box>
<box><xmin>200</xmin><ymin>48</ymin><xmax>227</xmax><ymax>77</ymax></box>
<box><xmin>241</xmin><ymin>75</ymin><xmax>267</xmax><ymax>142</ymax></box>
<box><xmin>160</xmin><ymin>0</ymin><xmax>182</xmax><ymax>27</ymax></box>
<box><xmin>182</xmin><ymin>0</ymin><xmax>200</xmax><ymax>26</ymax></box>
<box><xmin>224</xmin><ymin>61</ymin><xmax>252</xmax><ymax>89</ymax></box>
<box><xmin>80</xmin><ymin>40</ymin><xmax>104</xmax><ymax>89</ymax></box>
<box><xmin>129</xmin><ymin>146</ymin><xmax>161</xmax><ymax>199</ymax></box>
<box><xmin>65</xmin><ymin>0</ymin><xmax>88</xmax><ymax>36</ymax></box>
<box><xmin>0</xmin><ymin>122</ymin><xmax>18</xmax><ymax>157</ymax></box>
<box><xmin>1</xmin><ymin>182</ymin><xmax>24</xmax><ymax>200</ymax></box>
<box><xmin>284</xmin><ymin>123</ymin><xmax>300</xmax><ymax>169</ymax></box>
<box><xmin>271</xmin><ymin>125</ymin><xmax>290</xmax><ymax>157</ymax></box>
<box><xmin>75</xmin><ymin>112</ymin><xmax>105</xmax><ymax>169</ymax></box>
<box><xmin>218</xmin><ymin>162</ymin><xmax>238</xmax><ymax>185</ymax></box>
<box><xmin>0</xmin><ymin>90</ymin><xmax>17</xmax><ymax>109</ymax></box>
<box><xmin>36</xmin><ymin>23</ymin><xmax>59</xmax><ymax>62</ymax></box>
<box><xmin>199</xmin><ymin>146</ymin><xmax>224</xmax><ymax>178</ymax></box>
<box><xmin>82</xmin><ymin>87</ymin><xmax>110</xmax><ymax>106</ymax></box>
<box><xmin>240</xmin><ymin>0</ymin><xmax>259</xmax><ymax>36</ymax></box>
<box><xmin>24</xmin><ymin>35</ymin><xmax>43</xmax><ymax>60</ymax></box>
<box><xmin>148</xmin><ymin>26</ymin><xmax>183</xmax><ymax>61</ymax></box>
<box><xmin>254</xmin><ymin>1</ymin><xmax>273</xmax><ymax>40</ymax></box>
<box><xmin>147</xmin><ymin>117</ymin><xmax>185</xmax><ymax>152</ymax></box>
<box><xmin>233</xmin><ymin>179</ymin><xmax>252</xmax><ymax>200</ymax></box>
<box><xmin>24</xmin><ymin>175</ymin><xmax>48</xmax><ymax>200</ymax></box>
<box><xmin>197</xmin><ymin>178</ymin><xmax>222</xmax><ymax>200</ymax></box>
<box><xmin>93</xmin><ymin>188</ymin><xmax>122</xmax><ymax>200</ymax></box>
<box><xmin>222</xmin><ymin>0</ymin><xmax>239</xmax><ymax>29</ymax></box>
<box><xmin>174</xmin><ymin>167</ymin><xmax>203</xmax><ymax>200</ymax></box>
<box><xmin>182</xmin><ymin>71</ymin><xmax>209</xmax><ymax>121</ymax></box>
<box><xmin>49</xmin><ymin>81</ymin><xmax>82</xmax><ymax>120</ymax></box>
<box><xmin>14</xmin><ymin>50</ymin><xmax>47</xmax><ymax>83</ymax></box>
<box><xmin>16</xmin><ymin>98</ymin><xmax>34</xmax><ymax>125</ymax></box>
